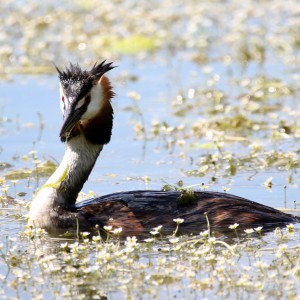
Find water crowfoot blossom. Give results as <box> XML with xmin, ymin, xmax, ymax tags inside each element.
<box><xmin>173</xmin><ymin>218</ymin><xmax>184</xmax><ymax>236</ymax></box>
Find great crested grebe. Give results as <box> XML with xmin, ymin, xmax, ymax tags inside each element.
<box><xmin>29</xmin><ymin>61</ymin><xmax>299</xmax><ymax>235</ymax></box>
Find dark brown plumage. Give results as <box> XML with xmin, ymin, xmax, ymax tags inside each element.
<box><xmin>46</xmin><ymin>190</ymin><xmax>299</xmax><ymax>236</ymax></box>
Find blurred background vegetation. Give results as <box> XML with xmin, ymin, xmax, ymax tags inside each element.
<box><xmin>2</xmin><ymin>0</ymin><xmax>300</xmax><ymax>73</ymax></box>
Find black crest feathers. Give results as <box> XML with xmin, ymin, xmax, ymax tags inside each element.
<box><xmin>56</xmin><ymin>60</ymin><xmax>115</xmax><ymax>102</ymax></box>
<box><xmin>89</xmin><ymin>60</ymin><xmax>115</xmax><ymax>79</ymax></box>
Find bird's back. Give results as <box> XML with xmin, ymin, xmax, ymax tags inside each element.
<box><xmin>75</xmin><ymin>190</ymin><xmax>299</xmax><ymax>235</ymax></box>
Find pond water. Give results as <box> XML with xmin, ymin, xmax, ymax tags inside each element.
<box><xmin>1</xmin><ymin>1</ymin><xmax>300</xmax><ymax>299</ymax></box>
<box><xmin>1</xmin><ymin>56</ymin><xmax>300</xmax><ymax>299</ymax></box>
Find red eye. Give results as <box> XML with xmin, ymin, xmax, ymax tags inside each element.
<box><xmin>62</xmin><ymin>96</ymin><xmax>65</xmax><ymax>103</ymax></box>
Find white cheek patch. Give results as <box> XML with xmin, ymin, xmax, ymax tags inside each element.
<box><xmin>81</xmin><ymin>84</ymin><xmax>104</xmax><ymax>120</ymax></box>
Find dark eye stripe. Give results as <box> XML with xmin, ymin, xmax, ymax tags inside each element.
<box><xmin>85</xmin><ymin>95</ymin><xmax>91</xmax><ymax>105</ymax></box>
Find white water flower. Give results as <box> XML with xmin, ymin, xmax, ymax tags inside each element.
<box><xmin>200</xmin><ymin>230</ymin><xmax>209</xmax><ymax>237</ymax></box>
<box><xmin>103</xmin><ymin>225</ymin><xmax>112</xmax><ymax>232</ymax></box>
<box><xmin>153</xmin><ymin>225</ymin><xmax>163</xmax><ymax>231</ymax></box>
<box><xmin>144</xmin><ymin>238</ymin><xmax>154</xmax><ymax>243</ymax></box>
<box><xmin>81</xmin><ymin>232</ymin><xmax>90</xmax><ymax>237</ymax></box>
<box><xmin>92</xmin><ymin>236</ymin><xmax>101</xmax><ymax>242</ymax></box>
<box><xmin>150</xmin><ymin>230</ymin><xmax>159</xmax><ymax>236</ymax></box>
<box><xmin>125</xmin><ymin>236</ymin><xmax>137</xmax><ymax>248</ymax></box>
<box><xmin>229</xmin><ymin>223</ymin><xmax>239</xmax><ymax>230</ymax></box>
<box><xmin>208</xmin><ymin>237</ymin><xmax>216</xmax><ymax>244</ymax></box>
<box><xmin>112</xmin><ymin>227</ymin><xmax>123</xmax><ymax>235</ymax></box>
<box><xmin>60</xmin><ymin>242</ymin><xmax>68</xmax><ymax>250</ymax></box>
<box><xmin>173</xmin><ymin>218</ymin><xmax>184</xmax><ymax>224</ymax></box>
<box><xmin>169</xmin><ymin>237</ymin><xmax>179</xmax><ymax>244</ymax></box>
<box><xmin>254</xmin><ymin>226</ymin><xmax>263</xmax><ymax>232</ymax></box>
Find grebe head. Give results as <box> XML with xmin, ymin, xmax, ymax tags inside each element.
<box><xmin>56</xmin><ymin>61</ymin><xmax>115</xmax><ymax>144</ymax></box>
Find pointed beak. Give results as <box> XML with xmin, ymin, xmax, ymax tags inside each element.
<box><xmin>59</xmin><ymin>106</ymin><xmax>86</xmax><ymax>142</ymax></box>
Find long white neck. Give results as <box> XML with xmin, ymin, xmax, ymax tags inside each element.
<box><xmin>29</xmin><ymin>134</ymin><xmax>102</xmax><ymax>229</ymax></box>
<box><xmin>29</xmin><ymin>74</ymin><xmax>114</xmax><ymax>230</ymax></box>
